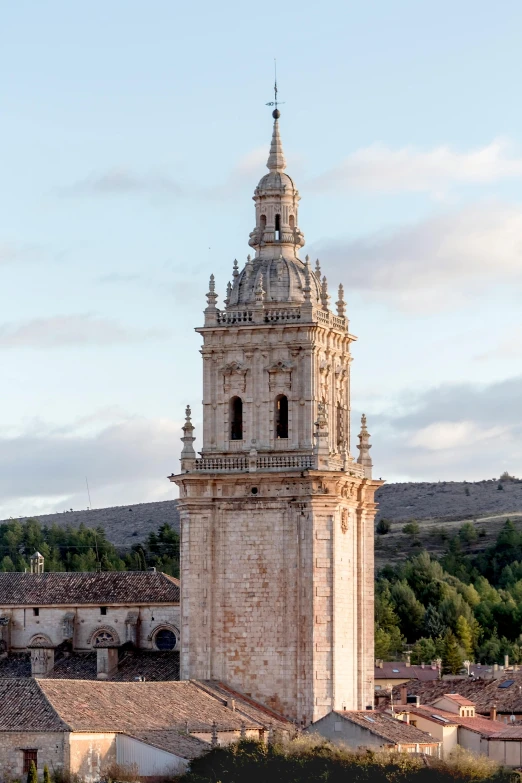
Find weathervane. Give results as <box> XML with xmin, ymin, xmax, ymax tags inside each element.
<box><xmin>266</xmin><ymin>59</ymin><xmax>285</xmax><ymax>118</ymax></box>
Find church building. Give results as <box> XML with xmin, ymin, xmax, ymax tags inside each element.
<box><xmin>170</xmin><ymin>108</ymin><xmax>381</xmax><ymax>727</ymax></box>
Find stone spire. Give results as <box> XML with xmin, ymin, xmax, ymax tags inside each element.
<box><xmin>313</xmin><ymin>402</ymin><xmax>330</xmax><ymax>470</ymax></box>
<box><xmin>204</xmin><ymin>274</ymin><xmax>218</xmax><ymax>325</ymax></box>
<box><xmin>356</xmin><ymin>414</ymin><xmax>373</xmax><ymax>478</ymax></box>
<box><xmin>336</xmin><ymin>284</ymin><xmax>346</xmax><ymax>318</ymax></box>
<box><xmin>266</xmin><ymin>115</ymin><xmax>287</xmax><ymax>172</ymax></box>
<box><xmin>321</xmin><ymin>276</ymin><xmax>330</xmax><ymax>311</ymax></box>
<box><xmin>180</xmin><ymin>405</ymin><xmax>196</xmax><ymax>472</ymax></box>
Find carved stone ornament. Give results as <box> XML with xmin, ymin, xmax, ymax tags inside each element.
<box><xmin>28</xmin><ymin>634</ymin><xmax>54</xmax><ymax>648</ymax></box>
<box><xmin>222</xmin><ymin>361</ymin><xmax>248</xmax><ymax>393</ymax></box>
<box><xmin>90</xmin><ymin>625</ymin><xmax>120</xmax><ymax>648</ymax></box>
<box><xmin>267</xmin><ymin>360</ymin><xmax>293</xmax><ymax>391</ymax></box>
<box><xmin>341</xmin><ymin>509</ymin><xmax>349</xmax><ymax>534</ymax></box>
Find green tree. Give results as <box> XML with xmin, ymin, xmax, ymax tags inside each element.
<box><xmin>442</xmin><ymin>630</ymin><xmax>464</xmax><ymax>675</ymax></box>
<box><xmin>376</xmin><ymin>519</ymin><xmax>391</xmax><ymax>535</ymax></box>
<box><xmin>390</xmin><ymin>580</ymin><xmax>425</xmax><ymax>642</ymax></box>
<box><xmin>459</xmin><ymin>522</ymin><xmax>478</xmax><ymax>546</ymax></box>
<box><xmin>402</xmin><ymin>521</ymin><xmax>420</xmax><ymax>536</ymax></box>
<box><xmin>43</xmin><ymin>765</ymin><xmax>51</xmax><ymax>783</ymax></box>
<box><xmin>423</xmin><ymin>604</ymin><xmax>446</xmax><ymax>638</ymax></box>
<box><xmin>411</xmin><ymin>637</ymin><xmax>438</xmax><ymax>665</ymax></box>
<box><xmin>456</xmin><ymin>615</ymin><xmax>474</xmax><ymax>658</ymax></box>
<box><xmin>27</xmin><ymin>761</ymin><xmax>37</xmax><ymax>783</ymax></box>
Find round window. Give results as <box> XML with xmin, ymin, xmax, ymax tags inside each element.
<box><xmin>155</xmin><ymin>629</ymin><xmax>177</xmax><ymax>650</ymax></box>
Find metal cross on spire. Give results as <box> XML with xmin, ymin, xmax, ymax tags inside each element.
<box><xmin>266</xmin><ymin>59</ymin><xmax>285</xmax><ymax>118</ymax></box>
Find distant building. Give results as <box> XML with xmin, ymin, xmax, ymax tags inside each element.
<box><xmin>0</xmin><ymin>566</ymin><xmax>180</xmax><ymax>680</ymax></box>
<box><xmin>306</xmin><ymin>710</ymin><xmax>440</xmax><ymax>756</ymax></box>
<box><xmin>374</xmin><ymin>659</ymin><xmax>440</xmax><ymax>689</ymax></box>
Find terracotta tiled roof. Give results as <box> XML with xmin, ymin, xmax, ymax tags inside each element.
<box><xmin>0</xmin><ymin>571</ymin><xmax>179</xmax><ymax>605</ymax></box>
<box><xmin>0</xmin><ymin>653</ymin><xmax>31</xmax><ymax>678</ymax></box>
<box><xmin>128</xmin><ymin>730</ymin><xmax>210</xmax><ymax>759</ymax></box>
<box><xmin>403</xmin><ymin>708</ymin><xmax>458</xmax><ymax>727</ymax></box>
<box><xmin>197</xmin><ymin>681</ymin><xmax>291</xmax><ymax>731</ymax></box>
<box><xmin>0</xmin><ymin>679</ymin><xmax>68</xmax><ymax>731</ymax></box>
<box><xmin>336</xmin><ymin>711</ymin><xmax>439</xmax><ymax>746</ymax></box>
<box><xmin>438</xmin><ymin>694</ymin><xmax>476</xmax><ymax>706</ymax></box>
<box><xmin>409</xmin><ymin>705</ymin><xmax>498</xmax><ymax>735</ymax></box>
<box><xmin>37</xmin><ymin>679</ymin><xmax>275</xmax><ymax>733</ymax></box>
<box><xmin>47</xmin><ymin>650</ymin><xmax>180</xmax><ymax>681</ymax></box>
<box><xmin>375</xmin><ymin>663</ymin><xmax>440</xmax><ymax>681</ymax></box>
<box><xmin>390</xmin><ymin>674</ymin><xmax>522</xmax><ymax>716</ymax></box>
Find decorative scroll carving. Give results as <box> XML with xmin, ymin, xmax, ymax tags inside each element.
<box><xmin>267</xmin><ymin>360</ymin><xmax>293</xmax><ymax>391</ymax></box>
<box><xmin>90</xmin><ymin>625</ymin><xmax>120</xmax><ymax>648</ymax></box>
<box><xmin>222</xmin><ymin>361</ymin><xmax>248</xmax><ymax>393</ymax></box>
<box><xmin>341</xmin><ymin>510</ymin><xmax>349</xmax><ymax>535</ymax></box>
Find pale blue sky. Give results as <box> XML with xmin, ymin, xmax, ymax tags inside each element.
<box><xmin>1</xmin><ymin>0</ymin><xmax>522</xmax><ymax>516</ymax></box>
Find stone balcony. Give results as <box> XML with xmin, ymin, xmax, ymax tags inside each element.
<box><xmin>211</xmin><ymin>304</ymin><xmax>348</xmax><ymax>332</ymax></box>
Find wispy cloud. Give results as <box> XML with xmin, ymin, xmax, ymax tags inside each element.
<box><xmin>66</xmin><ymin>167</ymin><xmax>184</xmax><ymax>198</ymax></box>
<box><xmin>0</xmin><ymin>314</ymin><xmax>169</xmax><ymax>349</ymax></box>
<box><xmin>315</xmin><ymin>202</ymin><xmax>522</xmax><ymax>310</ymax></box>
<box><xmin>0</xmin><ymin>242</ymin><xmax>43</xmax><ymax>265</ymax></box>
<box><xmin>310</xmin><ymin>138</ymin><xmax>522</xmax><ymax>195</ymax></box>
<box><xmin>366</xmin><ymin>375</ymin><xmax>522</xmax><ymax>481</ymax></box>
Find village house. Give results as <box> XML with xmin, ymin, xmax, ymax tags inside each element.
<box><xmin>392</xmin><ymin>686</ymin><xmax>522</xmax><ymax>766</ymax></box>
<box><xmin>0</xmin><ymin>566</ymin><xmax>180</xmax><ymax>680</ymax></box>
<box><xmin>0</xmin><ymin>678</ymin><xmax>291</xmax><ymax>781</ymax></box>
<box><xmin>306</xmin><ymin>710</ymin><xmax>440</xmax><ymax>756</ymax></box>
<box><xmin>374</xmin><ymin>659</ymin><xmax>441</xmax><ymax>690</ymax></box>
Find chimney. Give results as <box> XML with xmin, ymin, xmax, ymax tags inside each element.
<box><xmin>505</xmin><ymin>655</ymin><xmax>510</xmax><ymax>669</ymax></box>
<box><xmin>227</xmin><ymin>699</ymin><xmax>236</xmax><ymax>711</ymax></box>
<box><xmin>405</xmin><ymin>653</ymin><xmax>411</xmax><ymax>668</ymax></box>
<box><xmin>421</xmin><ymin>662</ymin><xmax>425</xmax><ymax>669</ymax></box>
<box><xmin>403</xmin><ymin>712</ymin><xmax>410</xmax><ymax>724</ymax></box>
<box><xmin>400</xmin><ymin>685</ymin><xmax>408</xmax><ymax>704</ymax></box>
<box><xmin>490</xmin><ymin>705</ymin><xmax>497</xmax><ymax>722</ymax></box>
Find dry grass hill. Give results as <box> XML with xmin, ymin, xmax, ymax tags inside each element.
<box><xmin>4</xmin><ymin>476</ymin><xmax>522</xmax><ymax>569</ymax></box>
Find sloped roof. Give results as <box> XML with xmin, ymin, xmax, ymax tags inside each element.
<box><xmin>375</xmin><ymin>663</ymin><xmax>439</xmax><ymax>681</ymax></box>
<box><xmin>390</xmin><ymin>674</ymin><xmax>522</xmax><ymax>716</ymax></box>
<box><xmin>0</xmin><ymin>571</ymin><xmax>179</xmax><ymax>606</ymax></box>
<box><xmin>37</xmin><ymin>679</ymin><xmax>272</xmax><ymax>733</ymax></box>
<box><xmin>336</xmin><ymin>711</ymin><xmax>438</xmax><ymax>746</ymax></box>
<box><xmin>436</xmin><ymin>694</ymin><xmax>476</xmax><ymax>707</ymax></box>
<box><xmin>0</xmin><ymin>679</ymin><xmax>68</xmax><ymax>731</ymax></box>
<box><xmin>127</xmin><ymin>730</ymin><xmax>210</xmax><ymax>759</ymax></box>
<box><xmin>409</xmin><ymin>705</ymin><xmax>498</xmax><ymax>735</ymax></box>
<box><xmin>197</xmin><ymin>681</ymin><xmax>291</xmax><ymax>731</ymax></box>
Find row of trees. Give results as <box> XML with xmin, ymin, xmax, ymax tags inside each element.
<box><xmin>376</xmin><ymin>519</ymin><xmax>522</xmax><ymax>672</ymax></box>
<box><xmin>0</xmin><ymin>518</ymin><xmax>180</xmax><ymax>576</ymax></box>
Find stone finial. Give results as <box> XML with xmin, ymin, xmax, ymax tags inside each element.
<box><xmin>315</xmin><ymin>259</ymin><xmax>321</xmax><ymax>278</ymax></box>
<box><xmin>303</xmin><ymin>258</ymin><xmax>312</xmax><ymax>304</ymax></box>
<box><xmin>245</xmin><ymin>255</ymin><xmax>253</xmax><ymax>280</ymax></box>
<box><xmin>356</xmin><ymin>413</ymin><xmax>373</xmax><ymax>478</ymax></box>
<box><xmin>266</xmin><ymin>116</ymin><xmax>286</xmax><ymax>172</ymax></box>
<box><xmin>336</xmin><ymin>284</ymin><xmax>346</xmax><ymax>318</ymax></box>
<box><xmin>224</xmin><ymin>281</ymin><xmax>232</xmax><ymax>307</ymax></box>
<box><xmin>313</xmin><ymin>402</ymin><xmax>330</xmax><ymax>469</ymax></box>
<box><xmin>321</xmin><ymin>276</ymin><xmax>330</xmax><ymax>311</ymax></box>
<box><xmin>206</xmin><ymin>274</ymin><xmax>218</xmax><ymax>309</ymax></box>
<box><xmin>232</xmin><ymin>258</ymin><xmax>239</xmax><ymax>279</ymax></box>
<box><xmin>180</xmin><ymin>405</ymin><xmax>196</xmax><ymax>472</ymax></box>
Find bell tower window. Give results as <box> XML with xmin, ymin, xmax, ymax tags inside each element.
<box><xmin>260</xmin><ymin>214</ymin><xmax>267</xmax><ymax>230</ymax></box>
<box><xmin>289</xmin><ymin>214</ymin><xmax>295</xmax><ymax>229</ymax></box>
<box><xmin>230</xmin><ymin>397</ymin><xmax>243</xmax><ymax>440</ymax></box>
<box><xmin>275</xmin><ymin>213</ymin><xmax>281</xmax><ymax>241</ymax></box>
<box><xmin>275</xmin><ymin>395</ymin><xmax>288</xmax><ymax>439</ymax></box>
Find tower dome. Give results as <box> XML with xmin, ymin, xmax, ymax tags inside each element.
<box><xmin>230</xmin><ymin>114</ymin><xmax>321</xmax><ymax>306</ymax></box>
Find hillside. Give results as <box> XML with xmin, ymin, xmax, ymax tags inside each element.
<box><xmin>3</xmin><ymin>477</ymin><xmax>522</xmax><ymax>566</ymax></box>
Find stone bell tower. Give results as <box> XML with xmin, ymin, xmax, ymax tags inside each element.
<box><xmin>170</xmin><ymin>108</ymin><xmax>382</xmax><ymax>726</ymax></box>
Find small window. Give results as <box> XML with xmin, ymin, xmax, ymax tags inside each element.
<box><xmin>275</xmin><ymin>213</ymin><xmax>281</xmax><ymax>241</ymax></box>
<box><xmin>230</xmin><ymin>396</ymin><xmax>243</xmax><ymax>440</ymax></box>
<box><xmin>260</xmin><ymin>214</ymin><xmax>267</xmax><ymax>230</ymax></box>
<box><xmin>100</xmin><ymin>607</ymin><xmax>107</xmax><ymax>616</ymax></box>
<box><xmin>33</xmin><ymin>608</ymin><xmax>39</xmax><ymax>617</ymax></box>
<box><xmin>23</xmin><ymin>749</ymin><xmax>38</xmax><ymax>774</ymax></box>
<box><xmin>275</xmin><ymin>395</ymin><xmax>288</xmax><ymax>439</ymax></box>
<box><xmin>155</xmin><ymin>629</ymin><xmax>177</xmax><ymax>650</ymax></box>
